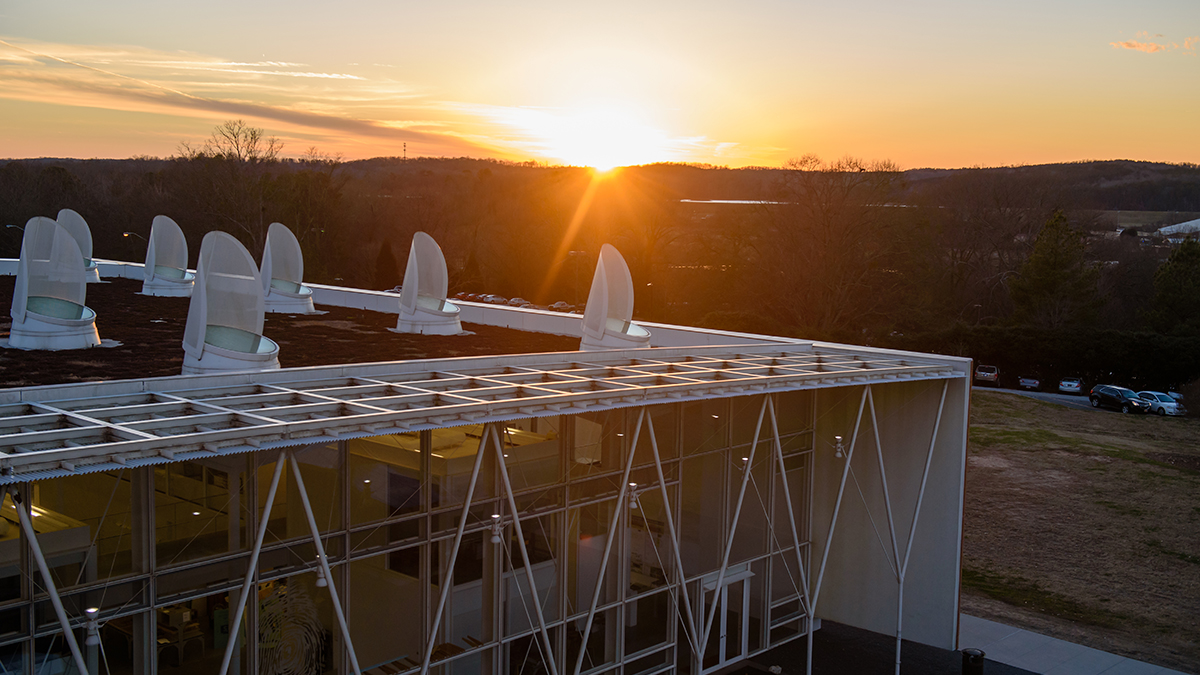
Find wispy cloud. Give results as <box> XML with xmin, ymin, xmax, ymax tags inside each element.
<box><xmin>1110</xmin><ymin>32</ymin><xmax>1199</xmax><ymax>54</ymax></box>
<box><xmin>0</xmin><ymin>37</ymin><xmax>755</xmax><ymax>164</ymax></box>
<box><xmin>1110</xmin><ymin>40</ymin><xmax>1166</xmax><ymax>53</ymax></box>
<box><xmin>0</xmin><ymin>38</ymin><xmax>489</xmax><ymax>156</ymax></box>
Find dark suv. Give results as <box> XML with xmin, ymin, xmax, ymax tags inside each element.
<box><xmin>1089</xmin><ymin>385</ymin><xmax>1151</xmax><ymax>414</ymax></box>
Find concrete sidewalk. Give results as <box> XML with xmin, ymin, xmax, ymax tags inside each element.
<box><xmin>959</xmin><ymin>615</ymin><xmax>1191</xmax><ymax>675</ymax></box>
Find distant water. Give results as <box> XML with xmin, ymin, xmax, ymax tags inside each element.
<box><xmin>679</xmin><ymin>199</ymin><xmax>788</xmax><ymax>205</ymax></box>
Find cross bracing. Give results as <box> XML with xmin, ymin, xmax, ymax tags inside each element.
<box><xmin>0</xmin><ymin>342</ymin><xmax>963</xmax><ymax>481</ymax></box>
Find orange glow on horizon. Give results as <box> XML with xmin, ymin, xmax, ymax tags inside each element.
<box><xmin>486</xmin><ymin>105</ymin><xmax>684</xmax><ymax>170</ymax></box>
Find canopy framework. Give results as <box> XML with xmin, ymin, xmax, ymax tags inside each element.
<box><xmin>0</xmin><ymin>342</ymin><xmax>960</xmax><ymax>480</ymax></box>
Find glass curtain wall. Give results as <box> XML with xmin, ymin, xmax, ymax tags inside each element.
<box><xmin>0</xmin><ymin>390</ymin><xmax>813</xmax><ymax>675</ymax></box>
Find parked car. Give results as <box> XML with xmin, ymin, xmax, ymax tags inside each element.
<box><xmin>1018</xmin><ymin>376</ymin><xmax>1041</xmax><ymax>391</ymax></box>
<box><xmin>481</xmin><ymin>295</ymin><xmax>508</xmax><ymax>305</ymax></box>
<box><xmin>1137</xmin><ymin>391</ymin><xmax>1188</xmax><ymax>416</ymax></box>
<box><xmin>973</xmin><ymin>365</ymin><xmax>999</xmax><ymax>387</ymax></box>
<box><xmin>1058</xmin><ymin>377</ymin><xmax>1083</xmax><ymax>395</ymax></box>
<box><xmin>507</xmin><ymin>297</ymin><xmax>530</xmax><ymax>307</ymax></box>
<box><xmin>549</xmin><ymin>301</ymin><xmax>573</xmax><ymax>312</ymax></box>
<box><xmin>1089</xmin><ymin>385</ymin><xmax>1151</xmax><ymax>414</ymax></box>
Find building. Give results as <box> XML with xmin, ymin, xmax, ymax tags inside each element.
<box><xmin>0</xmin><ymin>262</ymin><xmax>971</xmax><ymax>675</ymax></box>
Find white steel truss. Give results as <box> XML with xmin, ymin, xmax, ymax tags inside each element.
<box><xmin>805</xmin><ymin>382</ymin><xmax>949</xmax><ymax>675</ymax></box>
<box><xmin>0</xmin><ymin>344</ymin><xmax>965</xmax><ymax>481</ymax></box>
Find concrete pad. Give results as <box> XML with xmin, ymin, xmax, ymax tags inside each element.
<box><xmin>1010</xmin><ymin>637</ymin><xmax>1093</xmax><ymax>672</ymax></box>
<box><xmin>959</xmin><ymin>614</ymin><xmax>1022</xmax><ymax>650</ymax></box>
<box><xmin>984</xmin><ymin>629</ymin><xmax>1056</xmax><ymax>662</ymax></box>
<box><xmin>1040</xmin><ymin>645</ymin><xmax>1125</xmax><ymax>675</ymax></box>
<box><xmin>1094</xmin><ymin>659</ymin><xmax>1167</xmax><ymax>675</ymax></box>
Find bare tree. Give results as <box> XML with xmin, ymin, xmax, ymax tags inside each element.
<box><xmin>758</xmin><ymin>155</ymin><xmax>904</xmax><ymax>335</ymax></box>
<box><xmin>178</xmin><ymin>119</ymin><xmax>282</xmax><ymax>163</ymax></box>
<box><xmin>172</xmin><ymin>120</ymin><xmax>284</xmax><ymax>255</ymax></box>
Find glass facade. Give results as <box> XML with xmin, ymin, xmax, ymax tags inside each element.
<box><xmin>0</xmin><ymin>392</ymin><xmax>813</xmax><ymax>675</ymax></box>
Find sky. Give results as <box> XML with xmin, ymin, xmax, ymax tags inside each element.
<box><xmin>0</xmin><ymin>0</ymin><xmax>1197</xmax><ymax>169</ymax></box>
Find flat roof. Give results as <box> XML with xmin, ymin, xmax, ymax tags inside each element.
<box><xmin>0</xmin><ymin>341</ymin><xmax>964</xmax><ymax>481</ymax></box>
<box><xmin>0</xmin><ymin>276</ymin><xmax>578</xmax><ymax>387</ymax></box>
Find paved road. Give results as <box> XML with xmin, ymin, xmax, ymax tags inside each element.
<box><xmin>972</xmin><ymin>385</ymin><xmax>1096</xmax><ymax>412</ymax></box>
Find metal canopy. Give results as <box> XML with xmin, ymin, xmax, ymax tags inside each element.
<box><xmin>0</xmin><ymin>342</ymin><xmax>965</xmax><ymax>481</ymax></box>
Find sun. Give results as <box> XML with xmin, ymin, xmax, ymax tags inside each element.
<box><xmin>506</xmin><ymin>106</ymin><xmax>677</xmax><ymax>170</ymax></box>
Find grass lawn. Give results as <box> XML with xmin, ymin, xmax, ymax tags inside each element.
<box><xmin>963</xmin><ymin>390</ymin><xmax>1200</xmax><ymax>672</ymax></box>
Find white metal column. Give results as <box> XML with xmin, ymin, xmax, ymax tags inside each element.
<box><xmin>420</xmin><ymin>424</ymin><xmax>492</xmax><ymax>675</ymax></box>
<box><xmin>699</xmin><ymin>396</ymin><xmax>769</xmax><ymax>659</ymax></box>
<box><xmin>865</xmin><ymin>386</ymin><xmax>904</xmax><ymax>674</ymax></box>
<box><xmin>219</xmin><ymin>448</ymin><xmax>287</xmax><ymax>675</ymax></box>
<box><xmin>288</xmin><ymin>449</ymin><xmax>362</xmax><ymax>675</ymax></box>
<box><xmin>765</xmin><ymin>397</ymin><xmax>813</xmax><ymax>636</ymax></box>
<box><xmin>8</xmin><ymin>488</ymin><xmax>89</xmax><ymax>675</ymax></box>
<box><xmin>807</xmin><ymin>385</ymin><xmax>870</xmax><ymax>675</ymax></box>
<box><xmin>882</xmin><ymin>381</ymin><xmax>949</xmax><ymax>675</ymax></box>
<box><xmin>571</xmin><ymin>408</ymin><xmax>645</xmax><ymax>675</ymax></box>
<box><xmin>494</xmin><ymin>425</ymin><xmax>560</xmax><ymax>675</ymax></box>
<box><xmin>645</xmin><ymin>415</ymin><xmax>700</xmax><ymax>656</ymax></box>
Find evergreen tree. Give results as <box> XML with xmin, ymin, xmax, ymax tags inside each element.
<box><xmin>1008</xmin><ymin>211</ymin><xmax>1100</xmax><ymax>329</ymax></box>
<box><xmin>1148</xmin><ymin>238</ymin><xmax>1200</xmax><ymax>336</ymax></box>
<box><xmin>375</xmin><ymin>241</ymin><xmax>401</xmax><ymax>290</ymax></box>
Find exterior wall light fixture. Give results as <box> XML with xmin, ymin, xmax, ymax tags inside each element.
<box><xmin>84</xmin><ymin>607</ymin><xmax>100</xmax><ymax>646</ymax></box>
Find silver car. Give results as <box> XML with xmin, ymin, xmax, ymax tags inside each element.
<box><xmin>1058</xmin><ymin>377</ymin><xmax>1083</xmax><ymax>394</ymax></box>
<box><xmin>1137</xmin><ymin>391</ymin><xmax>1187</xmax><ymax>416</ymax></box>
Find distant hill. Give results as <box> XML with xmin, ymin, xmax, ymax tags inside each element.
<box><xmin>903</xmin><ymin>160</ymin><xmax>1200</xmax><ymax>212</ymax></box>
<box><xmin>6</xmin><ymin>156</ymin><xmax>1200</xmax><ymax>211</ymax></box>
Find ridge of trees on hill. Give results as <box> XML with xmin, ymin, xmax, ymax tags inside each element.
<box><xmin>3</xmin><ymin>122</ymin><xmax>1199</xmax><ymax>391</ymax></box>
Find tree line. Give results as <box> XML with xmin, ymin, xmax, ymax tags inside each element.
<box><xmin>2</xmin><ymin>121</ymin><xmax>1198</xmax><ymax>393</ymax></box>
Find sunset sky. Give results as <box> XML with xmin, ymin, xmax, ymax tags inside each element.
<box><xmin>1</xmin><ymin>0</ymin><xmax>1197</xmax><ymax>169</ymax></box>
